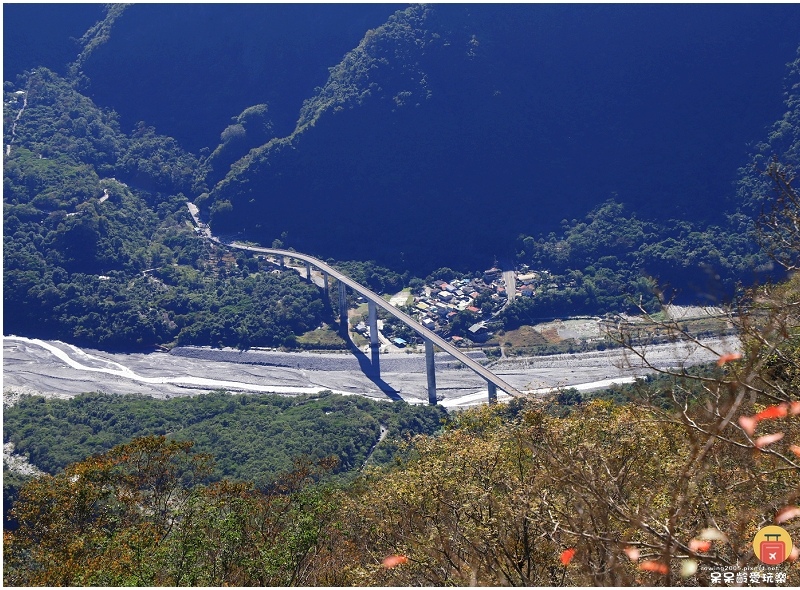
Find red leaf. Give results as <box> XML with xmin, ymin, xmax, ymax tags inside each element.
<box><xmin>754</xmin><ymin>431</ymin><xmax>784</xmax><ymax>449</ymax></box>
<box><xmin>689</xmin><ymin>539</ymin><xmax>712</xmax><ymax>553</ymax></box>
<box><xmin>717</xmin><ymin>352</ymin><xmax>742</xmax><ymax>366</ymax></box>
<box><xmin>382</xmin><ymin>555</ymin><xmax>408</xmax><ymax>568</ymax></box>
<box><xmin>738</xmin><ymin>415</ymin><xmax>758</xmax><ymax>436</ymax></box>
<box><xmin>639</xmin><ymin>560</ymin><xmax>669</xmax><ymax>574</ymax></box>
<box><xmin>775</xmin><ymin>506</ymin><xmax>800</xmax><ymax>525</ymax></box>
<box><xmin>560</xmin><ymin>548</ymin><xmax>576</xmax><ymax>566</ymax></box>
<box><xmin>754</xmin><ymin>404</ymin><xmax>788</xmax><ymax>421</ymax></box>
<box><xmin>624</xmin><ymin>546</ymin><xmax>640</xmax><ymax>561</ymax></box>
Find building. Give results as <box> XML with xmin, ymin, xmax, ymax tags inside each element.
<box><xmin>467</xmin><ymin>321</ymin><xmax>490</xmax><ymax>343</ymax></box>
<box><xmin>483</xmin><ymin>267</ymin><xmax>502</xmax><ymax>282</ymax></box>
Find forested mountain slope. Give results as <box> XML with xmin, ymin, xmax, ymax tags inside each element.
<box><xmin>2</xmin><ymin>69</ymin><xmax>326</xmax><ymax>349</ymax></box>
<box><xmin>4</xmin><ymin>8</ymin><xmax>800</xmax><ymax>584</ymax></box>
<box><xmin>74</xmin><ymin>3</ymin><xmax>404</xmax><ymax>152</ymax></box>
<box><xmin>200</xmin><ymin>4</ymin><xmax>800</xmax><ymax>272</ymax></box>
<box><xmin>4</xmin><ymin>4</ymin><xmax>800</xmax><ymax>344</ymax></box>
<box><xmin>24</xmin><ymin>4</ymin><xmax>797</xmax><ymax>275</ymax></box>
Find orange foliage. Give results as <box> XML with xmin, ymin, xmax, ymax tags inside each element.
<box><xmin>754</xmin><ymin>404</ymin><xmax>788</xmax><ymax>421</ymax></box>
<box><xmin>717</xmin><ymin>352</ymin><xmax>742</xmax><ymax>366</ymax></box>
<box><xmin>560</xmin><ymin>548</ymin><xmax>576</xmax><ymax>566</ymax></box>
<box><xmin>382</xmin><ymin>555</ymin><xmax>409</xmax><ymax>568</ymax></box>
<box><xmin>639</xmin><ymin>560</ymin><xmax>669</xmax><ymax>574</ymax></box>
<box><xmin>688</xmin><ymin>539</ymin><xmax>712</xmax><ymax>553</ymax></box>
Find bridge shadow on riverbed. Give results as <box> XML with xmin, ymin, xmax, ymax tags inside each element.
<box><xmin>348</xmin><ymin>342</ymin><xmax>404</xmax><ymax>401</ymax></box>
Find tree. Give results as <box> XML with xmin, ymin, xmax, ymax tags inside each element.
<box><xmin>304</xmin><ymin>167</ymin><xmax>800</xmax><ymax>587</ymax></box>
<box><xmin>4</xmin><ymin>436</ymin><xmax>212</xmax><ymax>586</ymax></box>
<box><xmin>3</xmin><ymin>436</ymin><xmax>339</xmax><ymax>586</ymax></box>
<box><xmin>562</xmin><ymin>165</ymin><xmax>800</xmax><ymax>585</ymax></box>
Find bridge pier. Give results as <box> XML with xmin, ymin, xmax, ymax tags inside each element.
<box><xmin>278</xmin><ymin>255</ymin><xmax>285</xmax><ymax>269</ymax></box>
<box><xmin>323</xmin><ymin>272</ymin><xmax>329</xmax><ymax>300</ymax></box>
<box><xmin>338</xmin><ymin>280</ymin><xmax>348</xmax><ymax>336</ymax></box>
<box><xmin>425</xmin><ymin>339</ymin><xmax>437</xmax><ymax>405</ymax></box>
<box><xmin>305</xmin><ymin>261</ymin><xmax>311</xmax><ymax>280</ymax></box>
<box><xmin>368</xmin><ymin>300</ymin><xmax>379</xmax><ymax>348</ymax></box>
<box><xmin>487</xmin><ymin>382</ymin><xmax>497</xmax><ymax>404</ymax></box>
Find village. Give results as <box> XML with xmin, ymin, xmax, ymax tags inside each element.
<box><xmin>352</xmin><ymin>265</ymin><xmax>561</xmax><ymax>350</ymax></box>
<box><xmin>348</xmin><ymin>262</ymin><xmax>732</xmax><ymax>358</ymax></box>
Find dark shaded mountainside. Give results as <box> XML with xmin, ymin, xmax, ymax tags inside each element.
<box><xmin>74</xmin><ymin>3</ymin><xmax>406</xmax><ymax>152</ymax></box>
<box><xmin>4</xmin><ymin>4</ymin><xmax>800</xmax><ymax>350</ymax></box>
<box><xmin>4</xmin><ymin>8</ymin><xmax>800</xmax><ymax>585</ymax></box>
<box><xmin>57</xmin><ymin>3</ymin><xmax>800</xmax><ymax>275</ymax></box>
<box><xmin>200</xmin><ymin>3</ymin><xmax>799</xmax><ymax>273</ymax></box>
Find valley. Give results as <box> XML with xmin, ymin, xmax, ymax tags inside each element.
<box><xmin>3</xmin><ymin>332</ymin><xmax>735</xmax><ymax>410</ymax></box>
<box><xmin>4</xmin><ymin>6</ymin><xmax>800</xmax><ymax>585</ymax></box>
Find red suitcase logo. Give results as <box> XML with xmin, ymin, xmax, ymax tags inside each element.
<box><xmin>759</xmin><ymin>533</ymin><xmax>785</xmax><ymax>565</ymax></box>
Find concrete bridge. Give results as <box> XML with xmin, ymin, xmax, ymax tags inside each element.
<box><xmin>215</xmin><ymin>239</ymin><xmax>524</xmax><ymax>405</ymax></box>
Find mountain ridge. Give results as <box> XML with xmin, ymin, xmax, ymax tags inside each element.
<box><xmin>201</xmin><ymin>4</ymin><xmax>800</xmax><ymax>273</ymax></box>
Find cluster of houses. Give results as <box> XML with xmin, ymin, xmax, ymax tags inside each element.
<box><xmin>401</xmin><ymin>268</ymin><xmax>509</xmax><ymax>345</ymax></box>
<box><xmin>398</xmin><ymin>266</ymin><xmax>559</xmax><ymax>346</ymax></box>
<box><xmin>514</xmin><ymin>266</ymin><xmax>559</xmax><ymax>298</ymax></box>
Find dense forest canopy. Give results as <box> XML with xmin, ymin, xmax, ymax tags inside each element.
<box><xmin>4</xmin><ymin>6</ymin><xmax>800</xmax><ymax>353</ymax></box>
<box><xmin>4</xmin><ymin>6</ymin><xmax>800</xmax><ymax>585</ymax></box>
<box><xmin>3</xmin><ymin>389</ymin><xmax>446</xmax><ymax>491</ymax></box>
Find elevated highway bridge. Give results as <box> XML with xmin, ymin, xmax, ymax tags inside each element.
<box><xmin>209</xmin><ymin>237</ymin><xmax>524</xmax><ymax>405</ymax></box>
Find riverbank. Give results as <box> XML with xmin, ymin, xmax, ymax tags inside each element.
<box><xmin>3</xmin><ymin>334</ymin><xmax>738</xmax><ymax>408</ymax></box>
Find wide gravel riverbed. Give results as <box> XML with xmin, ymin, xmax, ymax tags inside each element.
<box><xmin>3</xmin><ymin>335</ymin><xmax>739</xmax><ymax>408</ymax></box>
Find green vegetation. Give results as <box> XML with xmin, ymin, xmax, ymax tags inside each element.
<box><xmin>295</xmin><ymin>324</ymin><xmax>348</xmax><ymax>349</ymax></box>
<box><xmin>5</xmin><ymin>13</ymin><xmax>800</xmax><ymax>588</ymax></box>
<box><xmin>6</xmin><ymin>340</ymin><xmax>799</xmax><ymax>585</ymax></box>
<box><xmin>505</xmin><ymin>45</ymin><xmax>800</xmax><ymax>321</ymax></box>
<box><xmin>3</xmin><ymin>69</ymin><xmax>328</xmax><ymax>351</ymax></box>
<box><xmin>3</xmin><ymin>62</ymin><xmax>792</xmax><ymax>356</ymax></box>
<box><xmin>205</xmin><ymin>104</ymin><xmax>275</xmax><ymax>186</ymax></box>
<box><xmin>3</xmin><ymin>390</ymin><xmax>447</xmax><ymax>488</ymax></box>
<box><xmin>5</xmin><ymin>125</ymin><xmax>800</xmax><ymax>589</ymax></box>
<box><xmin>332</xmin><ymin>259</ymin><xmax>411</xmax><ymax>296</ymax></box>
<box><xmin>4</xmin><ymin>436</ymin><xmax>344</xmax><ymax>586</ymax></box>
<box><xmin>505</xmin><ymin>200</ymin><xmax>767</xmax><ymax>326</ymax></box>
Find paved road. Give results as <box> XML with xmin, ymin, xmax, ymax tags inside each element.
<box><xmin>223</xmin><ymin>241</ymin><xmax>525</xmax><ymax>399</ymax></box>
<box><xmin>502</xmin><ymin>269</ymin><xmax>516</xmax><ymax>307</ymax></box>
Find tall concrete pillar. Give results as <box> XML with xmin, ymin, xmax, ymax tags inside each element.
<box><xmin>323</xmin><ymin>272</ymin><xmax>329</xmax><ymax>300</ymax></box>
<box><xmin>488</xmin><ymin>382</ymin><xmax>497</xmax><ymax>404</ymax></box>
<box><xmin>305</xmin><ymin>261</ymin><xmax>311</xmax><ymax>280</ymax></box>
<box><xmin>368</xmin><ymin>300</ymin><xmax>379</xmax><ymax>348</ymax></box>
<box><xmin>425</xmin><ymin>339</ymin><xmax>437</xmax><ymax>405</ymax></box>
<box><xmin>279</xmin><ymin>255</ymin><xmax>285</xmax><ymax>269</ymax></box>
<box><xmin>338</xmin><ymin>280</ymin><xmax>348</xmax><ymax>335</ymax></box>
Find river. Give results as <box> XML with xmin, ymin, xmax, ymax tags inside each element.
<box><xmin>3</xmin><ymin>334</ymin><xmax>738</xmax><ymax>408</ymax></box>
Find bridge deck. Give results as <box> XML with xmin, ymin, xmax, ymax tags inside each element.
<box><xmin>222</xmin><ymin>241</ymin><xmax>524</xmax><ymax>399</ymax></box>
